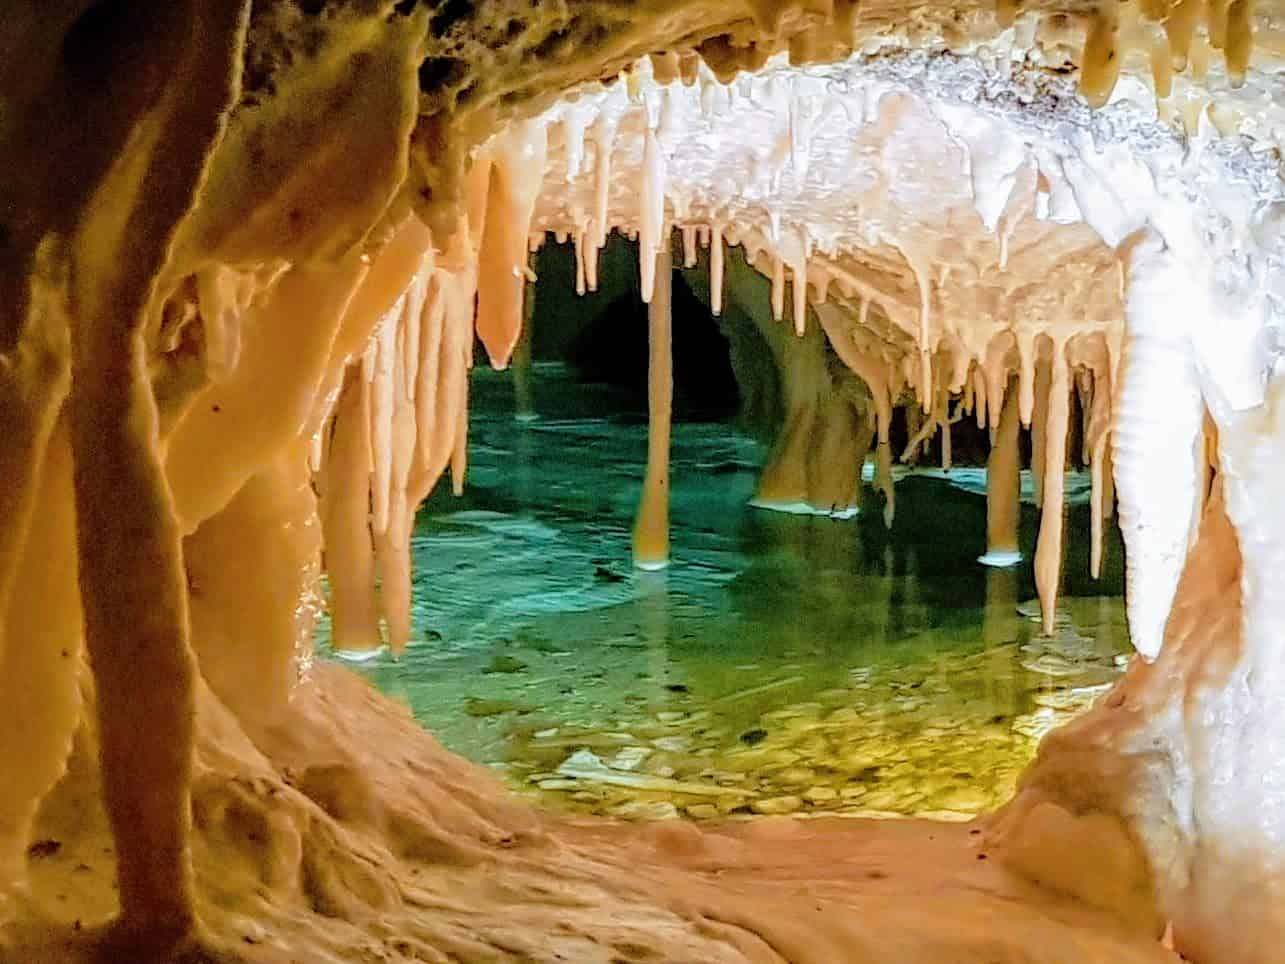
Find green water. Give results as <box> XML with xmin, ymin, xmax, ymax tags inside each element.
<box><xmin>327</xmin><ymin>364</ymin><xmax>1130</xmax><ymax>822</ymax></box>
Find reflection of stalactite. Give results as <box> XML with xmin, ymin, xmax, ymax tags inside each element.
<box><xmin>0</xmin><ymin>426</ymin><xmax>80</xmax><ymax>895</ymax></box>
<box><xmin>513</xmin><ymin>256</ymin><xmax>537</xmax><ymax>422</ymax></box>
<box><xmin>633</xmin><ymin>245</ymin><xmax>673</xmax><ymax>570</ymax></box>
<box><xmin>982</xmin><ymin>566</ymin><xmax>1020</xmax><ymax>714</ymax></box>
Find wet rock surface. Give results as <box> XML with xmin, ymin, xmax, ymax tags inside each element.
<box><xmin>333</xmin><ymin>365</ymin><xmax>1129</xmax><ymax>824</ymax></box>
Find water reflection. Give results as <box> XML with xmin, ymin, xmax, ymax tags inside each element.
<box><xmin>330</xmin><ymin>365</ymin><xmax>1130</xmax><ymax>821</ymax></box>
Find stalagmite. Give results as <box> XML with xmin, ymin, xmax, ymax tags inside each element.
<box><xmin>633</xmin><ymin>245</ymin><xmax>673</xmax><ymax>570</ymax></box>
<box><xmin>1034</xmin><ymin>339</ymin><xmax>1071</xmax><ymax>636</ymax></box>
<box><xmin>475</xmin><ymin>122</ymin><xmax>548</xmax><ymax>368</ymax></box>
<box><xmin>980</xmin><ymin>377</ymin><xmax>1022</xmax><ymax>567</ymax></box>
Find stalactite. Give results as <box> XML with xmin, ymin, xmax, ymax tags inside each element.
<box><xmin>639</xmin><ymin>124</ymin><xmax>667</xmax><ymax>303</ymax></box>
<box><xmin>771</xmin><ymin>253</ymin><xmax>786</xmax><ymax>322</ymax></box>
<box><xmin>710</xmin><ymin>223</ymin><xmax>725</xmax><ymax>315</ymax></box>
<box><xmin>321</xmin><ymin>368</ymin><xmax>382</xmax><ymax>658</ymax></box>
<box><xmin>575</xmin><ymin>228</ymin><xmax>587</xmax><ymax>295</ymax></box>
<box><xmin>1030</xmin><ymin>353</ymin><xmax>1052</xmax><ymax>508</ymax></box>
<box><xmin>592</xmin><ymin>112</ymin><xmax>620</xmax><ymax>254</ymax></box>
<box><xmin>376</xmin><ymin>294</ymin><xmax>422</xmax><ymax>657</ymax></box>
<box><xmin>971</xmin><ymin>364</ymin><xmax>988</xmax><ymax>430</ymax></box>
<box><xmin>299</xmin><ymin>217</ymin><xmax>435</xmax><ymax>466</ymax></box>
<box><xmin>513</xmin><ymin>255</ymin><xmax>537</xmax><ymax>422</ymax></box>
<box><xmin>786</xmin><ymin>236</ymin><xmax>808</xmax><ymax>336</ymax></box>
<box><xmin>1080</xmin><ymin>1</ymin><xmax>1123</xmax><ymax>108</ymax></box>
<box><xmin>682</xmin><ymin>224</ymin><xmax>698</xmax><ymax>267</ymax></box>
<box><xmin>633</xmin><ymin>244</ymin><xmax>673</xmax><ymax>570</ymax></box>
<box><xmin>1017</xmin><ymin>329</ymin><xmax>1036</xmax><ymax>427</ymax></box>
<box><xmin>981</xmin><ymin>377</ymin><xmax>1022</xmax><ymax>568</ymax></box>
<box><xmin>475</xmin><ymin>122</ymin><xmax>548</xmax><ymax>368</ymax></box>
<box><xmin>416</xmin><ymin>273</ymin><xmax>446</xmax><ymax>464</ymax></box>
<box><xmin>1034</xmin><ymin>339</ymin><xmax>1071</xmax><ymax>636</ymax></box>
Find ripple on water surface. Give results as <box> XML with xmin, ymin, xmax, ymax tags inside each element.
<box><xmin>322</xmin><ymin>365</ymin><xmax>1130</xmax><ymax>822</ymax></box>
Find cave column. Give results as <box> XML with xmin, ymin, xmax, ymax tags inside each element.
<box><xmin>633</xmin><ymin>243</ymin><xmax>673</xmax><ymax>570</ymax></box>
<box><xmin>62</xmin><ymin>0</ymin><xmax>250</xmax><ymax>946</ymax></box>
<box><xmin>980</xmin><ymin>375</ymin><xmax>1022</xmax><ymax>567</ymax></box>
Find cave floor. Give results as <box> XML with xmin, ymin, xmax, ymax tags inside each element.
<box><xmin>326</xmin><ymin>364</ymin><xmax>1131</xmax><ymax>824</ymax></box>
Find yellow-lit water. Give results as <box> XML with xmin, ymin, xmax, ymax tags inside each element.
<box><xmin>327</xmin><ymin>364</ymin><xmax>1129</xmax><ymax>822</ymax></box>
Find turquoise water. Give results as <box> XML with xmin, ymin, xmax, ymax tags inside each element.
<box><xmin>325</xmin><ymin>363</ymin><xmax>1130</xmax><ymax>821</ymax></box>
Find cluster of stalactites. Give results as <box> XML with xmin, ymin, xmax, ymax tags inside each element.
<box><xmin>299</xmin><ymin>107</ymin><xmax>562</xmax><ymax>659</ymax></box>
<box><xmin>1070</xmin><ymin>0</ymin><xmax>1258</xmax><ymax>105</ymax></box>
<box><xmin>590</xmin><ymin>0</ymin><xmax>1263</xmax><ymax>110</ymax></box>
<box><xmin>818</xmin><ymin>299</ymin><xmax>1124</xmax><ymax>635</ymax></box>
<box><xmin>526</xmin><ymin>49</ymin><xmax>1145</xmax><ymax>383</ymax></box>
<box><xmin>310</xmin><ymin>243</ymin><xmax>478</xmax><ymax>659</ymax></box>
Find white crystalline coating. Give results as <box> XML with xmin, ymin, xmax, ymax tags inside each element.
<box><xmin>1113</xmin><ymin>234</ymin><xmax>1210</xmax><ymax>661</ymax></box>
<box><xmin>638</xmin><ymin>122</ymin><xmax>667</xmax><ymax>303</ymax></box>
<box><xmin>526</xmin><ymin>51</ymin><xmax>1159</xmax><ymax>375</ymax></box>
<box><xmin>932</xmin><ymin>102</ymin><xmax>1026</xmax><ymax>234</ymax></box>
